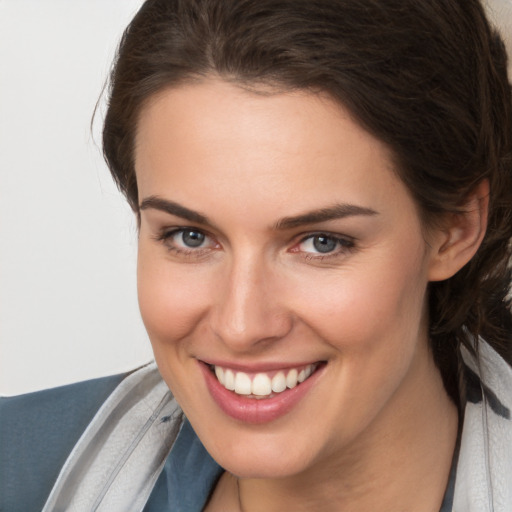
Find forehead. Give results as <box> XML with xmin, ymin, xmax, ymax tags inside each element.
<box><xmin>134</xmin><ymin>79</ymin><xmax>413</xmax><ymax>223</ymax></box>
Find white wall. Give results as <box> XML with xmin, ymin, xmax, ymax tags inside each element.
<box><xmin>486</xmin><ymin>0</ymin><xmax>512</xmax><ymax>77</ymax></box>
<box><xmin>0</xmin><ymin>0</ymin><xmax>151</xmax><ymax>396</ymax></box>
<box><xmin>1</xmin><ymin>0</ymin><xmax>511</xmax><ymax>396</ymax></box>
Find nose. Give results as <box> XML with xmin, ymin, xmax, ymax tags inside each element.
<box><xmin>210</xmin><ymin>255</ymin><xmax>293</xmax><ymax>352</ymax></box>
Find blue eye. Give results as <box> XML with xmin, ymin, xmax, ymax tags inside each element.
<box><xmin>312</xmin><ymin>235</ymin><xmax>337</xmax><ymax>253</ymax></box>
<box><xmin>298</xmin><ymin>234</ymin><xmax>353</xmax><ymax>255</ymax></box>
<box><xmin>178</xmin><ymin>230</ymin><xmax>206</xmax><ymax>248</ymax></box>
<box><xmin>157</xmin><ymin>228</ymin><xmax>216</xmax><ymax>254</ymax></box>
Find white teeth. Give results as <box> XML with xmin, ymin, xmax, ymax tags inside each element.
<box><xmin>271</xmin><ymin>372</ymin><xmax>287</xmax><ymax>393</ymax></box>
<box><xmin>215</xmin><ymin>366</ymin><xmax>225</xmax><ymax>385</ymax></box>
<box><xmin>234</xmin><ymin>372</ymin><xmax>252</xmax><ymax>395</ymax></box>
<box><xmin>224</xmin><ymin>369</ymin><xmax>235</xmax><ymax>391</ymax></box>
<box><xmin>286</xmin><ymin>368</ymin><xmax>298</xmax><ymax>389</ymax></box>
<box><xmin>212</xmin><ymin>364</ymin><xmax>318</xmax><ymax>397</ymax></box>
<box><xmin>252</xmin><ymin>373</ymin><xmax>272</xmax><ymax>396</ymax></box>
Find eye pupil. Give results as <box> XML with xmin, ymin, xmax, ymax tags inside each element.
<box><xmin>313</xmin><ymin>235</ymin><xmax>337</xmax><ymax>253</ymax></box>
<box><xmin>182</xmin><ymin>230</ymin><xmax>205</xmax><ymax>247</ymax></box>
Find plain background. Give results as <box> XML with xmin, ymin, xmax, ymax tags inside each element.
<box><xmin>0</xmin><ymin>0</ymin><xmax>149</xmax><ymax>396</ymax></box>
<box><xmin>1</xmin><ymin>0</ymin><xmax>511</xmax><ymax>396</ymax></box>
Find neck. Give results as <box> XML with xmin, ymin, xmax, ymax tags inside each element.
<box><xmin>244</xmin><ymin>357</ymin><xmax>456</xmax><ymax>511</ymax></box>
<box><xmin>206</xmin><ymin>346</ymin><xmax>458</xmax><ymax>512</ymax></box>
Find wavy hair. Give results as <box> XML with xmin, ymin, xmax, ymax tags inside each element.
<box><xmin>102</xmin><ymin>0</ymin><xmax>512</xmax><ymax>404</ymax></box>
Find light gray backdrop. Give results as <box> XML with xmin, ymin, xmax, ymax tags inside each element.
<box><xmin>0</xmin><ymin>0</ymin><xmax>150</xmax><ymax>395</ymax></box>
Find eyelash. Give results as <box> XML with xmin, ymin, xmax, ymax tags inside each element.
<box><xmin>155</xmin><ymin>228</ymin><xmax>356</xmax><ymax>261</ymax></box>
<box><xmin>293</xmin><ymin>233</ymin><xmax>356</xmax><ymax>260</ymax></box>
<box><xmin>155</xmin><ymin>228</ymin><xmax>217</xmax><ymax>258</ymax></box>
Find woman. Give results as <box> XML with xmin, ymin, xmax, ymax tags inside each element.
<box><xmin>2</xmin><ymin>0</ymin><xmax>511</xmax><ymax>510</ymax></box>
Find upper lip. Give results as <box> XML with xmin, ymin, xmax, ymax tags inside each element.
<box><xmin>198</xmin><ymin>358</ymin><xmax>324</xmax><ymax>373</ymax></box>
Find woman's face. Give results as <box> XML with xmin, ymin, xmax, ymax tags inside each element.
<box><xmin>135</xmin><ymin>80</ymin><xmax>444</xmax><ymax>478</ymax></box>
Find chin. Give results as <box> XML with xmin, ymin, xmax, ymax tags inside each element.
<box><xmin>203</xmin><ymin>429</ymin><xmax>321</xmax><ymax>479</ymax></box>
<box><xmin>221</xmin><ymin>455</ymin><xmax>311</xmax><ymax>480</ymax></box>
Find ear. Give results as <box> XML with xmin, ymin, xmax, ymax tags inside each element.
<box><xmin>428</xmin><ymin>180</ymin><xmax>489</xmax><ymax>282</ymax></box>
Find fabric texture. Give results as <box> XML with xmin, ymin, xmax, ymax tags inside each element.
<box><xmin>143</xmin><ymin>419</ymin><xmax>222</xmax><ymax>512</ymax></box>
<box><xmin>1</xmin><ymin>341</ymin><xmax>510</xmax><ymax>511</ymax></box>
<box><xmin>0</xmin><ymin>372</ymin><xmax>126</xmax><ymax>512</ymax></box>
<box><xmin>452</xmin><ymin>343</ymin><xmax>512</xmax><ymax>511</ymax></box>
<box><xmin>41</xmin><ymin>363</ymin><xmax>181</xmax><ymax>512</ymax></box>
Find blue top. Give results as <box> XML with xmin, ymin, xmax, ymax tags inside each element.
<box><xmin>0</xmin><ymin>373</ymin><xmax>126</xmax><ymax>512</ymax></box>
<box><xmin>145</xmin><ymin>418</ymin><xmax>456</xmax><ymax>511</ymax></box>
<box><xmin>0</xmin><ymin>373</ymin><xmax>455</xmax><ymax>512</ymax></box>
<box><xmin>144</xmin><ymin>419</ymin><xmax>222</xmax><ymax>511</ymax></box>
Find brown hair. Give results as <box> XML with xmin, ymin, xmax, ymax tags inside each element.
<box><xmin>102</xmin><ymin>0</ymin><xmax>512</xmax><ymax>403</ymax></box>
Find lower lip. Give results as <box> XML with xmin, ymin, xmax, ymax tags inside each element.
<box><xmin>199</xmin><ymin>362</ymin><xmax>325</xmax><ymax>424</ymax></box>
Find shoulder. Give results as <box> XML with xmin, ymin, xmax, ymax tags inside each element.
<box><xmin>453</xmin><ymin>342</ymin><xmax>512</xmax><ymax>510</ymax></box>
<box><xmin>0</xmin><ymin>372</ymin><xmax>129</xmax><ymax>512</ymax></box>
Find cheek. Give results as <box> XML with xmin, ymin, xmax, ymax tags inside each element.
<box><xmin>292</xmin><ymin>252</ymin><xmax>429</xmax><ymax>355</ymax></box>
<box><xmin>137</xmin><ymin>245</ymin><xmax>211</xmax><ymax>345</ymax></box>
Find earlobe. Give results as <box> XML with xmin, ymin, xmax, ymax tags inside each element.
<box><xmin>428</xmin><ymin>180</ymin><xmax>489</xmax><ymax>282</ymax></box>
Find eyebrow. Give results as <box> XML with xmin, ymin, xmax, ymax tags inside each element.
<box><xmin>274</xmin><ymin>204</ymin><xmax>378</xmax><ymax>230</ymax></box>
<box><xmin>140</xmin><ymin>196</ymin><xmax>210</xmax><ymax>225</ymax></box>
<box><xmin>140</xmin><ymin>195</ymin><xmax>378</xmax><ymax>229</ymax></box>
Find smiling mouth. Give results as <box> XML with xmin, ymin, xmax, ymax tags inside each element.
<box><xmin>208</xmin><ymin>363</ymin><xmax>321</xmax><ymax>399</ymax></box>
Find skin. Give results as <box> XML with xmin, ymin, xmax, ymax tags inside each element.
<box><xmin>134</xmin><ymin>80</ymin><xmax>486</xmax><ymax>511</ymax></box>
